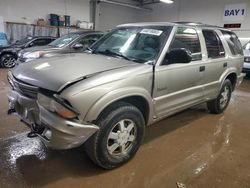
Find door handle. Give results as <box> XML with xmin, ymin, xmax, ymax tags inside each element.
<box><xmin>223</xmin><ymin>62</ymin><xmax>228</xmax><ymax>68</ymax></box>
<box><xmin>199</xmin><ymin>66</ymin><xmax>205</xmax><ymax>72</ymax></box>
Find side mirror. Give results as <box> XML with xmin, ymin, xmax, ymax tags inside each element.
<box><xmin>89</xmin><ymin>38</ymin><xmax>98</xmax><ymax>44</ymax></box>
<box><xmin>72</xmin><ymin>43</ymin><xmax>84</xmax><ymax>50</ymax></box>
<box><xmin>163</xmin><ymin>48</ymin><xmax>192</xmax><ymax>65</ymax></box>
<box><xmin>28</xmin><ymin>42</ymin><xmax>34</xmax><ymax>48</ymax></box>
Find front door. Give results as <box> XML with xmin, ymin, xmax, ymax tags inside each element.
<box><xmin>153</xmin><ymin>26</ymin><xmax>205</xmax><ymax>119</ymax></box>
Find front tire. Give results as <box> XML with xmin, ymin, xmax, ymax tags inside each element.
<box><xmin>207</xmin><ymin>79</ymin><xmax>232</xmax><ymax>114</ymax></box>
<box><xmin>85</xmin><ymin>102</ymin><xmax>145</xmax><ymax>169</ymax></box>
<box><xmin>1</xmin><ymin>54</ymin><xmax>17</xmax><ymax>68</ymax></box>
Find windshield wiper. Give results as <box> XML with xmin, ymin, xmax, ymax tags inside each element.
<box><xmin>105</xmin><ymin>50</ymin><xmax>132</xmax><ymax>60</ymax></box>
<box><xmin>87</xmin><ymin>47</ymin><xmax>93</xmax><ymax>52</ymax></box>
<box><xmin>93</xmin><ymin>49</ymin><xmax>146</xmax><ymax>63</ymax></box>
<box><xmin>94</xmin><ymin>49</ymin><xmax>136</xmax><ymax>61</ymax></box>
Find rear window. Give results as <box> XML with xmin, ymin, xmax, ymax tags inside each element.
<box><xmin>221</xmin><ymin>30</ymin><xmax>243</xmax><ymax>55</ymax></box>
<box><xmin>202</xmin><ymin>30</ymin><xmax>225</xmax><ymax>59</ymax></box>
<box><xmin>244</xmin><ymin>42</ymin><xmax>250</xmax><ymax>50</ymax></box>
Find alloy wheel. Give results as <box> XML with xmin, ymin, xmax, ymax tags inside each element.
<box><xmin>107</xmin><ymin>119</ymin><xmax>137</xmax><ymax>156</ymax></box>
<box><xmin>2</xmin><ymin>55</ymin><xmax>16</xmax><ymax>68</ymax></box>
<box><xmin>220</xmin><ymin>85</ymin><xmax>230</xmax><ymax>109</ymax></box>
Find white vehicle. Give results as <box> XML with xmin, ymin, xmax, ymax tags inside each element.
<box><xmin>243</xmin><ymin>41</ymin><xmax>250</xmax><ymax>76</ymax></box>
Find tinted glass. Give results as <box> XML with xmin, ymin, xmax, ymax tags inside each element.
<box><xmin>78</xmin><ymin>34</ymin><xmax>102</xmax><ymax>47</ymax></box>
<box><xmin>203</xmin><ymin>30</ymin><xmax>225</xmax><ymax>58</ymax></box>
<box><xmin>170</xmin><ymin>27</ymin><xmax>202</xmax><ymax>61</ymax></box>
<box><xmin>221</xmin><ymin>30</ymin><xmax>243</xmax><ymax>55</ymax></box>
<box><xmin>244</xmin><ymin>42</ymin><xmax>250</xmax><ymax>50</ymax></box>
<box><xmin>33</xmin><ymin>38</ymin><xmax>51</xmax><ymax>46</ymax></box>
<box><xmin>91</xmin><ymin>26</ymin><xmax>172</xmax><ymax>64</ymax></box>
<box><xmin>49</xmin><ymin>33</ymin><xmax>80</xmax><ymax>48</ymax></box>
<box><xmin>15</xmin><ymin>36</ymin><xmax>33</xmax><ymax>45</ymax></box>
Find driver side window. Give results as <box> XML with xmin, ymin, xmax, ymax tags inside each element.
<box><xmin>78</xmin><ymin>35</ymin><xmax>101</xmax><ymax>47</ymax></box>
<box><xmin>169</xmin><ymin>27</ymin><xmax>202</xmax><ymax>61</ymax></box>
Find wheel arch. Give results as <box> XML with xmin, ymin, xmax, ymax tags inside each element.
<box><xmin>219</xmin><ymin>68</ymin><xmax>238</xmax><ymax>91</ymax></box>
<box><xmin>0</xmin><ymin>51</ymin><xmax>18</xmax><ymax>59</ymax></box>
<box><xmin>225</xmin><ymin>73</ymin><xmax>237</xmax><ymax>90</ymax></box>
<box><xmin>84</xmin><ymin>88</ymin><xmax>154</xmax><ymax>126</ymax></box>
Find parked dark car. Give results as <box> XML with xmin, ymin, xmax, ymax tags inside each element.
<box><xmin>0</xmin><ymin>36</ymin><xmax>56</xmax><ymax>68</ymax></box>
<box><xmin>18</xmin><ymin>31</ymin><xmax>104</xmax><ymax>63</ymax></box>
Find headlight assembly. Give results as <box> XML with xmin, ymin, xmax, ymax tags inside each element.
<box><xmin>244</xmin><ymin>57</ymin><xmax>250</xmax><ymax>63</ymax></box>
<box><xmin>38</xmin><ymin>93</ymin><xmax>79</xmax><ymax>119</ymax></box>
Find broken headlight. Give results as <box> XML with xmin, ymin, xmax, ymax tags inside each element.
<box><xmin>37</xmin><ymin>93</ymin><xmax>79</xmax><ymax>119</ymax></box>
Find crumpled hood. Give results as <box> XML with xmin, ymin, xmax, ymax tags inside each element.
<box><xmin>11</xmin><ymin>53</ymin><xmax>137</xmax><ymax>92</ymax></box>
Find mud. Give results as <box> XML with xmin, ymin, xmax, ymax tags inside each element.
<box><xmin>0</xmin><ymin>69</ymin><xmax>250</xmax><ymax>188</ymax></box>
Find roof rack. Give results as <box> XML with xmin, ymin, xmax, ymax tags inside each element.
<box><xmin>173</xmin><ymin>21</ymin><xmax>222</xmax><ymax>28</ymax></box>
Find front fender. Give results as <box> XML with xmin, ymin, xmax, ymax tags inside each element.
<box><xmin>84</xmin><ymin>87</ymin><xmax>154</xmax><ymax>125</ymax></box>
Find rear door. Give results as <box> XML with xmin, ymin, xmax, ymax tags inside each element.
<box><xmin>220</xmin><ymin>30</ymin><xmax>243</xmax><ymax>75</ymax></box>
<box><xmin>201</xmin><ymin>29</ymin><xmax>228</xmax><ymax>99</ymax></box>
<box><xmin>154</xmin><ymin>26</ymin><xmax>205</xmax><ymax>118</ymax></box>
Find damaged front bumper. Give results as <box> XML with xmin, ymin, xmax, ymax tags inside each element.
<box><xmin>7</xmin><ymin>89</ymin><xmax>99</xmax><ymax>150</ymax></box>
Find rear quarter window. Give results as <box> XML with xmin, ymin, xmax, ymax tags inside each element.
<box><xmin>221</xmin><ymin>30</ymin><xmax>243</xmax><ymax>55</ymax></box>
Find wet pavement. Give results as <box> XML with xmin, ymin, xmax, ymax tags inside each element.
<box><xmin>0</xmin><ymin>68</ymin><xmax>250</xmax><ymax>188</ymax></box>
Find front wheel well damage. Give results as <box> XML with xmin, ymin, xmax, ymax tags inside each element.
<box><xmin>96</xmin><ymin>96</ymin><xmax>150</xmax><ymax>126</ymax></box>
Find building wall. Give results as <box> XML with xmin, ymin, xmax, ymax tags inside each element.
<box><xmin>95</xmin><ymin>1</ymin><xmax>140</xmax><ymax>31</ymax></box>
<box><xmin>138</xmin><ymin>0</ymin><xmax>250</xmax><ymax>38</ymax></box>
<box><xmin>0</xmin><ymin>0</ymin><xmax>90</xmax><ymax>25</ymax></box>
<box><xmin>0</xmin><ymin>0</ymin><xmax>141</xmax><ymax>32</ymax></box>
<box><xmin>1</xmin><ymin>0</ymin><xmax>249</xmax><ymax>39</ymax></box>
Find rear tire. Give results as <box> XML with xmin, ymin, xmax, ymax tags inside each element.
<box><xmin>246</xmin><ymin>73</ymin><xmax>250</xmax><ymax>78</ymax></box>
<box><xmin>207</xmin><ymin>79</ymin><xmax>232</xmax><ymax>114</ymax></box>
<box><xmin>1</xmin><ymin>54</ymin><xmax>17</xmax><ymax>68</ymax></box>
<box><xmin>85</xmin><ymin>102</ymin><xmax>145</xmax><ymax>169</ymax></box>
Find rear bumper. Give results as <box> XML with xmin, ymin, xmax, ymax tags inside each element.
<box><xmin>7</xmin><ymin>89</ymin><xmax>99</xmax><ymax>150</ymax></box>
<box><xmin>242</xmin><ymin>68</ymin><xmax>250</xmax><ymax>73</ymax></box>
<box><xmin>236</xmin><ymin>73</ymin><xmax>245</xmax><ymax>87</ymax></box>
<box><xmin>243</xmin><ymin>62</ymin><xmax>250</xmax><ymax>73</ymax></box>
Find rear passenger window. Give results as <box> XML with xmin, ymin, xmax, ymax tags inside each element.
<box><xmin>202</xmin><ymin>30</ymin><xmax>225</xmax><ymax>59</ymax></box>
<box><xmin>221</xmin><ymin>30</ymin><xmax>243</xmax><ymax>55</ymax></box>
<box><xmin>33</xmin><ymin>38</ymin><xmax>51</xmax><ymax>46</ymax></box>
<box><xmin>170</xmin><ymin>27</ymin><xmax>202</xmax><ymax>61</ymax></box>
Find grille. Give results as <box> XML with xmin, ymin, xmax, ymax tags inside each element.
<box><xmin>8</xmin><ymin>72</ymin><xmax>39</xmax><ymax>99</ymax></box>
<box><xmin>244</xmin><ymin>57</ymin><xmax>250</xmax><ymax>63</ymax></box>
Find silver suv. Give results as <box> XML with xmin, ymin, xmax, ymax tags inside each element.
<box><xmin>7</xmin><ymin>22</ymin><xmax>245</xmax><ymax>169</ymax></box>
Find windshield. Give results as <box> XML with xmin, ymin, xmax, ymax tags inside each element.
<box><xmin>49</xmin><ymin>33</ymin><xmax>80</xmax><ymax>48</ymax></box>
<box><xmin>15</xmin><ymin>36</ymin><xmax>33</xmax><ymax>45</ymax></box>
<box><xmin>91</xmin><ymin>26</ymin><xmax>172</xmax><ymax>63</ymax></box>
<box><xmin>244</xmin><ymin>42</ymin><xmax>250</xmax><ymax>50</ymax></box>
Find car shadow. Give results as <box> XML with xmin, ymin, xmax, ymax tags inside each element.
<box><xmin>2</xmin><ymin>104</ymin><xmax>210</xmax><ymax>187</ymax></box>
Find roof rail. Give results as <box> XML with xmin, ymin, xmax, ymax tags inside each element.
<box><xmin>173</xmin><ymin>21</ymin><xmax>224</xmax><ymax>28</ymax></box>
